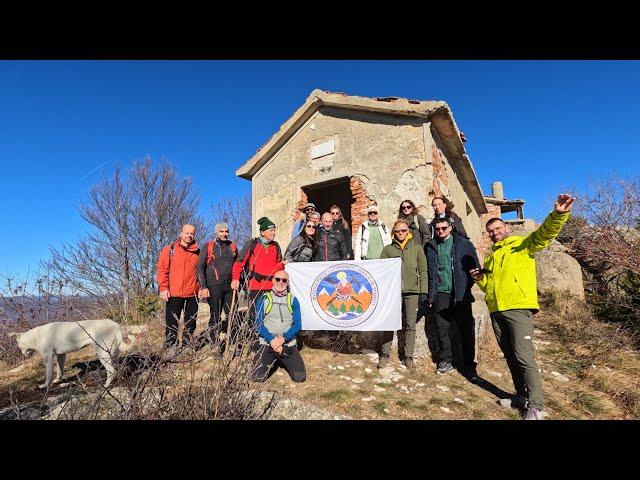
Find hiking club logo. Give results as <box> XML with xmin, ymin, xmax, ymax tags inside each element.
<box><xmin>311</xmin><ymin>263</ymin><xmax>379</xmax><ymax>327</ymax></box>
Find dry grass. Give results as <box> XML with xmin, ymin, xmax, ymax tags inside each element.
<box><xmin>2</xmin><ymin>294</ymin><xmax>639</xmax><ymax>420</ymax></box>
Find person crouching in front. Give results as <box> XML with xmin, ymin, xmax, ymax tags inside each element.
<box><xmin>252</xmin><ymin>270</ymin><xmax>306</xmax><ymax>383</ymax></box>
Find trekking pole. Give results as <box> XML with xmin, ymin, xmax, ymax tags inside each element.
<box><xmin>223</xmin><ymin>288</ymin><xmax>238</xmax><ymax>362</ymax></box>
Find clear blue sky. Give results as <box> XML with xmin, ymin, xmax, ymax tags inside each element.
<box><xmin>2</xmin><ymin>60</ymin><xmax>639</xmax><ymax>279</ymax></box>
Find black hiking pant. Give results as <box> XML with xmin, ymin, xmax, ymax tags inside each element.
<box><xmin>207</xmin><ymin>282</ymin><xmax>232</xmax><ymax>336</ymax></box>
<box><xmin>165</xmin><ymin>296</ymin><xmax>198</xmax><ymax>347</ymax></box>
<box><xmin>432</xmin><ymin>292</ymin><xmax>476</xmax><ymax>368</ymax></box>
<box><xmin>252</xmin><ymin>343</ymin><xmax>306</xmax><ymax>383</ymax></box>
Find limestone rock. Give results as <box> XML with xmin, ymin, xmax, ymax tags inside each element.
<box><xmin>535</xmin><ymin>250</ymin><xmax>585</xmax><ymax>300</ymax></box>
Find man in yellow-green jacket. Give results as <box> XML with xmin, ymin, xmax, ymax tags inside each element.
<box><xmin>470</xmin><ymin>193</ymin><xmax>576</xmax><ymax>420</ymax></box>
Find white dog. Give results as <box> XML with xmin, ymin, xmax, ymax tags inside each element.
<box><xmin>11</xmin><ymin>319</ymin><xmax>136</xmax><ymax>389</ymax></box>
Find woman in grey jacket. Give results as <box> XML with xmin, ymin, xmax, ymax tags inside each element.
<box><xmin>284</xmin><ymin>221</ymin><xmax>317</xmax><ymax>262</ymax></box>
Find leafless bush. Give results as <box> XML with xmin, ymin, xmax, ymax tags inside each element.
<box><xmin>39</xmin><ymin>308</ymin><xmax>272</xmax><ymax>420</ymax></box>
<box><xmin>558</xmin><ymin>175</ymin><xmax>640</xmax><ymax>332</ymax></box>
<box><xmin>208</xmin><ymin>193</ymin><xmax>252</xmax><ymax>249</ymax></box>
<box><xmin>539</xmin><ymin>291</ymin><xmax>640</xmax><ymax>417</ymax></box>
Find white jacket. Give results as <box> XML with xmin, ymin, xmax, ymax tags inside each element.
<box><xmin>354</xmin><ymin>221</ymin><xmax>392</xmax><ymax>260</ymax></box>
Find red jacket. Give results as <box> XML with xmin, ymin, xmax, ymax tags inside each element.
<box><xmin>157</xmin><ymin>240</ymin><xmax>200</xmax><ymax>298</ymax></box>
<box><xmin>232</xmin><ymin>239</ymin><xmax>284</xmax><ymax>291</ymax></box>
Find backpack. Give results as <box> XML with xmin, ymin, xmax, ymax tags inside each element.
<box><xmin>359</xmin><ymin>223</ymin><xmax>388</xmax><ymax>257</ymax></box>
<box><xmin>241</xmin><ymin>238</ymin><xmax>283</xmax><ymax>286</ymax></box>
<box><xmin>166</xmin><ymin>242</ymin><xmax>200</xmax><ymax>267</ymax></box>
<box><xmin>206</xmin><ymin>240</ymin><xmax>238</xmax><ymax>266</ymax></box>
<box><xmin>360</xmin><ymin>222</ymin><xmax>387</xmax><ymax>236</ymax></box>
<box><xmin>262</xmin><ymin>291</ymin><xmax>294</xmax><ymax>314</ymax></box>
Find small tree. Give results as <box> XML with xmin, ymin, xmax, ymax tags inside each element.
<box><xmin>45</xmin><ymin>158</ymin><xmax>208</xmax><ymax>320</ymax></box>
<box><xmin>560</xmin><ymin>175</ymin><xmax>640</xmax><ymax>336</ymax></box>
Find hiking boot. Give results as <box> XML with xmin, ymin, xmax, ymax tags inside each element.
<box><xmin>378</xmin><ymin>356</ymin><xmax>390</xmax><ymax>369</ymax></box>
<box><xmin>523</xmin><ymin>407</ymin><xmax>544</xmax><ymax>420</ymax></box>
<box><xmin>402</xmin><ymin>358</ymin><xmax>415</xmax><ymax>370</ymax></box>
<box><xmin>436</xmin><ymin>361</ymin><xmax>454</xmax><ymax>375</ymax></box>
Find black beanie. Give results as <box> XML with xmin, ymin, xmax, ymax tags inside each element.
<box><xmin>258</xmin><ymin>217</ymin><xmax>276</xmax><ymax>231</ymax></box>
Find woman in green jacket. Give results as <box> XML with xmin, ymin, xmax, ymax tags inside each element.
<box><xmin>378</xmin><ymin>219</ymin><xmax>428</xmax><ymax>370</ymax></box>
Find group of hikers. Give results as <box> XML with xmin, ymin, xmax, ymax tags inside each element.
<box><xmin>156</xmin><ymin>193</ymin><xmax>576</xmax><ymax>420</ymax></box>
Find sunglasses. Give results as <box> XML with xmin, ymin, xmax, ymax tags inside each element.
<box><xmin>273</xmin><ymin>277</ymin><xmax>288</xmax><ymax>283</ymax></box>
<box><xmin>331</xmin><ymin>212</ymin><xmax>340</xmax><ymax>215</ymax></box>
<box><xmin>305</xmin><ymin>224</ymin><xmax>316</xmax><ymax>229</ymax></box>
<box><xmin>368</xmin><ymin>211</ymin><xmax>378</xmax><ymax>215</ymax></box>
<box><xmin>218</xmin><ymin>230</ymin><xmax>229</xmax><ymax>233</ymax></box>
<box><xmin>304</xmin><ymin>208</ymin><xmax>314</xmax><ymax>212</ymax></box>
<box><xmin>401</xmin><ymin>205</ymin><xmax>412</xmax><ymax>210</ymax></box>
<box><xmin>434</xmin><ymin>226</ymin><xmax>450</xmax><ymax>231</ymax></box>
<box><xmin>394</xmin><ymin>229</ymin><xmax>409</xmax><ymax>233</ymax></box>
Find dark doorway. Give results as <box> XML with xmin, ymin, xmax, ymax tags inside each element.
<box><xmin>302</xmin><ymin>177</ymin><xmax>352</xmax><ymax>227</ymax></box>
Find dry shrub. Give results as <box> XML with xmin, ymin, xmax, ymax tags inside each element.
<box><xmin>35</xmin><ymin>311</ymin><xmax>272</xmax><ymax>420</ymax></box>
<box><xmin>539</xmin><ymin>291</ymin><xmax>640</xmax><ymax>417</ymax></box>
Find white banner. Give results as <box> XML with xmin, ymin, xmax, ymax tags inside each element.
<box><xmin>285</xmin><ymin>258</ymin><xmax>402</xmax><ymax>331</ymax></box>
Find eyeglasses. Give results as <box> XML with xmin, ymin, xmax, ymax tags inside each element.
<box><xmin>434</xmin><ymin>226</ymin><xmax>450</xmax><ymax>231</ymax></box>
<box><xmin>401</xmin><ymin>205</ymin><xmax>412</xmax><ymax>210</ymax></box>
<box><xmin>273</xmin><ymin>277</ymin><xmax>288</xmax><ymax>283</ymax></box>
<box><xmin>305</xmin><ymin>225</ymin><xmax>316</xmax><ymax>229</ymax></box>
<box><xmin>394</xmin><ymin>229</ymin><xmax>409</xmax><ymax>233</ymax></box>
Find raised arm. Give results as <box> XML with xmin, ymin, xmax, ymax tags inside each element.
<box><xmin>524</xmin><ymin>193</ymin><xmax>576</xmax><ymax>254</ymax></box>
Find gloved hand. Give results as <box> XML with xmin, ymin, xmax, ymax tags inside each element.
<box><xmin>419</xmin><ymin>293</ymin><xmax>428</xmax><ymax>306</ymax></box>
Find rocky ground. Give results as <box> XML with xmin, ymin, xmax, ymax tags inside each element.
<box><xmin>1</xmin><ymin>296</ymin><xmax>638</xmax><ymax>420</ymax></box>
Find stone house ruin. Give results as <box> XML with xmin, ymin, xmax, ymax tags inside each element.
<box><xmin>236</xmin><ymin>89</ymin><xmax>488</xmax><ymax>251</ymax></box>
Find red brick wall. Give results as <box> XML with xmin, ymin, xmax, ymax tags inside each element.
<box><xmin>479</xmin><ymin>203</ymin><xmax>501</xmax><ymax>259</ymax></box>
<box><xmin>430</xmin><ymin>143</ymin><xmax>449</xmax><ymax>198</ymax></box>
<box><xmin>350</xmin><ymin>176</ymin><xmax>374</xmax><ymax>237</ymax></box>
<box><xmin>292</xmin><ymin>189</ymin><xmax>309</xmax><ymax>222</ymax></box>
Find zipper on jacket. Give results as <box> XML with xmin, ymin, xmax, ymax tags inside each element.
<box><xmin>324</xmin><ymin>232</ymin><xmax>328</xmax><ymax>260</ymax></box>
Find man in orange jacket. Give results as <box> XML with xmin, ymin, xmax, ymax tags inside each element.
<box><xmin>157</xmin><ymin>224</ymin><xmax>200</xmax><ymax>349</ymax></box>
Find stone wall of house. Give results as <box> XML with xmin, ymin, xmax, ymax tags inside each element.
<box><xmin>426</xmin><ymin>124</ymin><xmax>483</xmax><ymax>248</ymax></box>
<box><xmin>252</xmin><ymin>107</ymin><xmax>432</xmax><ymax>246</ymax></box>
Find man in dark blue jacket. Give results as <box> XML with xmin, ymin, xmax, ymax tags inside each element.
<box><xmin>423</xmin><ymin>217</ymin><xmax>480</xmax><ymax>381</ymax></box>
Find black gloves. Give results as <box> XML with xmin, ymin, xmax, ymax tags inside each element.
<box><xmin>419</xmin><ymin>293</ymin><xmax>428</xmax><ymax>305</ymax></box>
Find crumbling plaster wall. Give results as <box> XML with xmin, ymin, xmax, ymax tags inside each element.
<box><xmin>426</xmin><ymin>125</ymin><xmax>483</xmax><ymax>248</ymax></box>
<box><xmin>252</xmin><ymin>107</ymin><xmax>434</xmax><ymax>244</ymax></box>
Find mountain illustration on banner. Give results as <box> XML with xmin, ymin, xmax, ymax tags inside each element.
<box><xmin>316</xmin><ymin>270</ymin><xmax>373</xmax><ymax>319</ymax></box>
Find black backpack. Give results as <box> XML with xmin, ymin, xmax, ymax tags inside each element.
<box><xmin>239</xmin><ymin>238</ymin><xmax>283</xmax><ymax>290</ymax></box>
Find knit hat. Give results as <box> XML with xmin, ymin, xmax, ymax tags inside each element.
<box><xmin>302</xmin><ymin>202</ymin><xmax>316</xmax><ymax>211</ymax></box>
<box><xmin>215</xmin><ymin>222</ymin><xmax>229</xmax><ymax>231</ymax></box>
<box><xmin>257</xmin><ymin>217</ymin><xmax>276</xmax><ymax>231</ymax></box>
